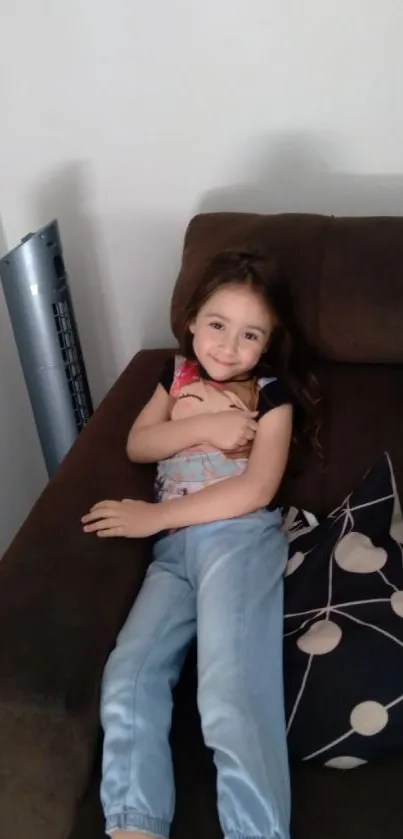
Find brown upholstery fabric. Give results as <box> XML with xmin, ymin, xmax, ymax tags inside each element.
<box><xmin>172</xmin><ymin>213</ymin><xmax>403</xmax><ymax>363</ymax></box>
<box><xmin>282</xmin><ymin>360</ymin><xmax>403</xmax><ymax>516</ymax></box>
<box><xmin>0</xmin><ymin>351</ymin><xmax>164</xmax><ymax>839</ymax></box>
<box><xmin>1</xmin><ymin>212</ymin><xmax>403</xmax><ymax>839</ymax></box>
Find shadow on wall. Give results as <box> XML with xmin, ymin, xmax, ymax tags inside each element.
<box><xmin>0</xmin><ymin>216</ymin><xmax>47</xmax><ymax>556</ymax></box>
<box><xmin>198</xmin><ymin>132</ymin><xmax>403</xmax><ymax>217</ymax></box>
<box><xmin>104</xmin><ymin>134</ymin><xmax>403</xmax><ymax>363</ymax></box>
<box><xmin>91</xmin><ymin>210</ymin><xmax>185</xmax><ymax>359</ymax></box>
<box><xmin>32</xmin><ymin>163</ymin><xmax>185</xmax><ymax>387</ymax></box>
<box><xmin>0</xmin><ymin>217</ymin><xmax>7</xmax><ymax>259</ymax></box>
<box><xmin>31</xmin><ymin>161</ymin><xmax>121</xmax><ymax>405</ymax></box>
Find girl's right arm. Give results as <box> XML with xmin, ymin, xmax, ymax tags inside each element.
<box><xmin>126</xmin><ymin>384</ymin><xmax>210</xmax><ymax>463</ymax></box>
<box><xmin>127</xmin><ymin>384</ymin><xmax>258</xmax><ymax>464</ymax></box>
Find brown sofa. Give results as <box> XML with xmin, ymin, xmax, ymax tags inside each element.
<box><xmin>1</xmin><ymin>212</ymin><xmax>403</xmax><ymax>839</ymax></box>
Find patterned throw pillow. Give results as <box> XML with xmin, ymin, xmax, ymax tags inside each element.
<box><xmin>283</xmin><ymin>453</ymin><xmax>403</xmax><ymax>769</ymax></box>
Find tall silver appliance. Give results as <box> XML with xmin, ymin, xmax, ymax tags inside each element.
<box><xmin>0</xmin><ymin>220</ymin><xmax>93</xmax><ymax>476</ymax></box>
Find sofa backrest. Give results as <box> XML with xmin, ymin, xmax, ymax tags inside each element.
<box><xmin>171</xmin><ymin>212</ymin><xmax>403</xmax><ymax>515</ymax></box>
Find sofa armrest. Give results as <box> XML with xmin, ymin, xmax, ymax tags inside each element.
<box><xmin>0</xmin><ymin>349</ymin><xmax>172</xmax><ymax>839</ymax></box>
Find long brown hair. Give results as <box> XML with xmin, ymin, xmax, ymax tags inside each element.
<box><xmin>178</xmin><ymin>249</ymin><xmax>322</xmax><ymax>455</ymax></box>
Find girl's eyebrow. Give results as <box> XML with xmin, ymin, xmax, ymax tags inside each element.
<box><xmin>204</xmin><ymin>311</ymin><xmax>230</xmax><ymax>321</ymax></box>
<box><xmin>205</xmin><ymin>312</ymin><xmax>266</xmax><ymax>335</ymax></box>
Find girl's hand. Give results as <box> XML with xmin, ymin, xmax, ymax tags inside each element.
<box><xmin>204</xmin><ymin>410</ymin><xmax>258</xmax><ymax>450</ymax></box>
<box><xmin>81</xmin><ymin>499</ymin><xmax>161</xmax><ymax>538</ymax></box>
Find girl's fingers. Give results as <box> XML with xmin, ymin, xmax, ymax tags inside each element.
<box><xmin>97</xmin><ymin>527</ymin><xmax>125</xmax><ymax>538</ymax></box>
<box><xmin>90</xmin><ymin>500</ymin><xmax>120</xmax><ymax>511</ymax></box>
<box><xmin>82</xmin><ymin>506</ymin><xmax>119</xmax><ymax>523</ymax></box>
<box><xmin>83</xmin><ymin>517</ymin><xmax>121</xmax><ymax>532</ymax></box>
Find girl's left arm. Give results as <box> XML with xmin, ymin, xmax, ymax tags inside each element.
<box><xmin>82</xmin><ymin>404</ymin><xmax>293</xmax><ymax>538</ymax></box>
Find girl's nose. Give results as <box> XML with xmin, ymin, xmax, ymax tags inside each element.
<box><xmin>221</xmin><ymin>333</ymin><xmax>238</xmax><ymax>353</ymax></box>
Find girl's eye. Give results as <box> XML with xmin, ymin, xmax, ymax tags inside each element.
<box><xmin>244</xmin><ymin>332</ymin><xmax>259</xmax><ymax>341</ymax></box>
<box><xmin>209</xmin><ymin>321</ymin><xmax>224</xmax><ymax>330</ymax></box>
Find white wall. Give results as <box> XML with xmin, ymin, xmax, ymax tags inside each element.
<box><xmin>1</xmin><ymin>0</ymin><xmax>403</xmax><ymax>554</ymax></box>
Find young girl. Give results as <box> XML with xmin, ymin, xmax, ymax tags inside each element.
<box><xmin>82</xmin><ymin>251</ymin><xmax>319</xmax><ymax>839</ymax></box>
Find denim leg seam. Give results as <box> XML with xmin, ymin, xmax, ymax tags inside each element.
<box><xmin>125</xmin><ymin>585</ymin><xmax>194</xmax><ymax>814</ymax></box>
<box><xmin>238</xmin><ymin>525</ymin><xmax>282</xmax><ymax>839</ymax></box>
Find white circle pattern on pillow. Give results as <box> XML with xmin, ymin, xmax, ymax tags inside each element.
<box><xmin>350</xmin><ymin>701</ymin><xmax>389</xmax><ymax>736</ymax></box>
<box><xmin>325</xmin><ymin>756</ymin><xmax>368</xmax><ymax>770</ymax></box>
<box><xmin>335</xmin><ymin>532</ymin><xmax>387</xmax><ymax>573</ymax></box>
<box><xmin>297</xmin><ymin>620</ymin><xmax>342</xmax><ymax>655</ymax></box>
<box><xmin>391</xmin><ymin>590</ymin><xmax>403</xmax><ymax>617</ymax></box>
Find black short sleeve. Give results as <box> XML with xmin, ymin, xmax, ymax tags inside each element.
<box><xmin>257</xmin><ymin>377</ymin><xmax>294</xmax><ymax>420</ymax></box>
<box><xmin>158</xmin><ymin>356</ymin><xmax>175</xmax><ymax>393</ymax></box>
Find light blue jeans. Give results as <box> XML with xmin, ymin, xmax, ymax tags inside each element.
<box><xmin>100</xmin><ymin>509</ymin><xmax>290</xmax><ymax>839</ymax></box>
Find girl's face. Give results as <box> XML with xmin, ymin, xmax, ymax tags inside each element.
<box><xmin>189</xmin><ymin>283</ymin><xmax>275</xmax><ymax>381</ymax></box>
